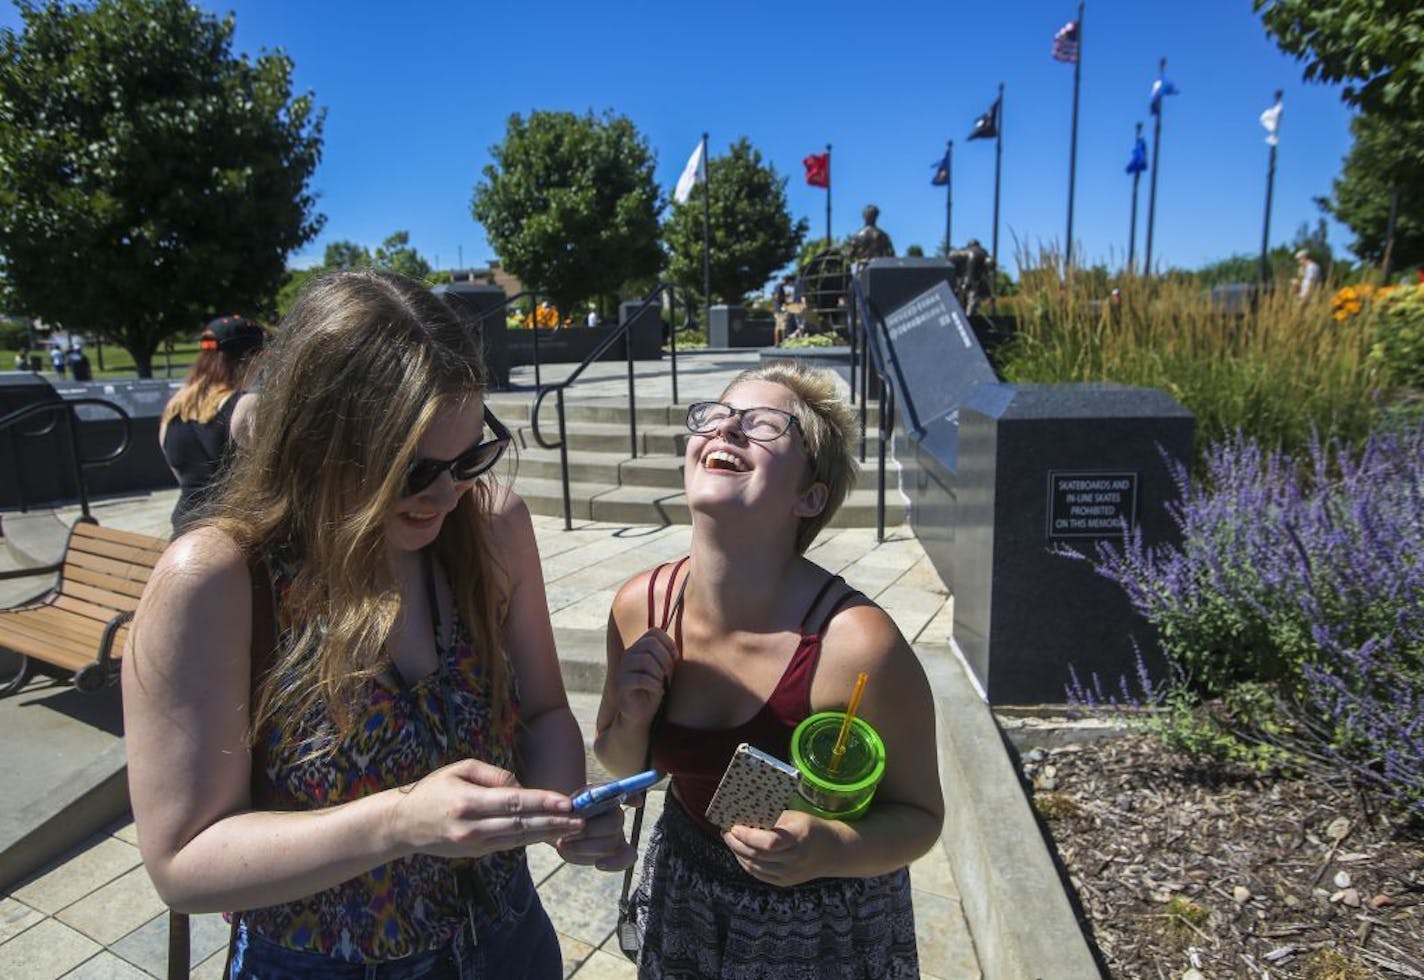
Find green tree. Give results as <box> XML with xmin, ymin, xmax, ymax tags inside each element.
<box><xmin>1255</xmin><ymin>0</ymin><xmax>1424</xmax><ymax>121</ymax></box>
<box><xmin>471</xmin><ymin>110</ymin><xmax>662</xmax><ymax>315</ymax></box>
<box><xmin>905</xmin><ymin>244</ymin><xmax>925</xmax><ymax>258</ymax></box>
<box><xmin>1320</xmin><ymin>114</ymin><xmax>1424</xmax><ymax>271</ymax></box>
<box><xmin>323</xmin><ymin>240</ymin><xmax>372</xmax><ymax>269</ymax></box>
<box><xmin>0</xmin><ymin>0</ymin><xmax>324</xmax><ymax>376</ymax></box>
<box><xmin>373</xmin><ymin>230</ymin><xmax>432</xmax><ymax>281</ymax></box>
<box><xmin>663</xmin><ymin>138</ymin><xmax>807</xmax><ymax>307</ymax></box>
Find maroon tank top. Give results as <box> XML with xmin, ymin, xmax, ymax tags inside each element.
<box><xmin>647</xmin><ymin>557</ymin><xmax>857</xmax><ymax>837</ymax></box>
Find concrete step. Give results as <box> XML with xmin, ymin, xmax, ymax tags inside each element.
<box><xmin>512</xmin><ymin>421</ymin><xmax>689</xmax><ymax>457</ymax></box>
<box><xmin>511</xmin><ymin>474</ymin><xmax>906</xmax><ymax>529</ymax></box>
<box><xmin>487</xmin><ymin>393</ymin><xmax>883</xmax><ymax>431</ymax></box>
<box><xmin>554</xmin><ymin>627</ymin><xmax>608</xmax><ymax>696</ymax></box>
<box><xmin>516</xmin><ymin>448</ymin><xmax>897</xmax><ymax>493</ymax></box>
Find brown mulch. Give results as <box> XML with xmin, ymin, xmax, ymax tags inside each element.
<box><xmin>1021</xmin><ymin>732</ymin><xmax>1424</xmax><ymax>979</ymax></box>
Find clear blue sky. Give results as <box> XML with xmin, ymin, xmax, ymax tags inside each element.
<box><xmin>2</xmin><ymin>0</ymin><xmax>1358</xmax><ymax>282</ymax></box>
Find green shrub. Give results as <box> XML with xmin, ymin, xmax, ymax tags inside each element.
<box><xmin>669</xmin><ymin>327</ymin><xmax>707</xmax><ymax>350</ymax></box>
<box><xmin>782</xmin><ymin>333</ymin><xmax>836</xmax><ymax>349</ymax></box>
<box><xmin>1</xmin><ymin>317</ymin><xmax>31</xmax><ymax>351</ymax></box>
<box><xmin>1368</xmin><ymin>284</ymin><xmax>1424</xmax><ymax>389</ymax></box>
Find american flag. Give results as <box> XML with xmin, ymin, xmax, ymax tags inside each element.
<box><xmin>1051</xmin><ymin>20</ymin><xmax>1080</xmax><ymax>63</ymax></box>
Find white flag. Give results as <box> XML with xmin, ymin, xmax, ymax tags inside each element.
<box><xmin>673</xmin><ymin>139</ymin><xmax>705</xmax><ymax>205</ymax></box>
<box><xmin>1260</xmin><ymin>100</ymin><xmax>1283</xmax><ymax>146</ymax></box>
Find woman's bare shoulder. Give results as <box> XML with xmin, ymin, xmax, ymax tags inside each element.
<box><xmin>144</xmin><ymin>526</ymin><xmax>250</xmax><ymax>612</ymax></box>
<box><xmin>818</xmin><ymin>596</ymin><xmax>909</xmax><ymax>671</ymax></box>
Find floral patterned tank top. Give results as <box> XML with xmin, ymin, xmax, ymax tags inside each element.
<box><xmin>239</xmin><ymin>546</ymin><xmax>523</xmax><ymax>962</ymax></box>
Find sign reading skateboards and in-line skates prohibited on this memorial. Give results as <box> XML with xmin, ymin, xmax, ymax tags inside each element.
<box><xmin>1046</xmin><ymin>471</ymin><xmax>1139</xmax><ymax>540</ymax></box>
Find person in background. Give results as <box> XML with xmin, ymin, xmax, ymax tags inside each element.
<box><xmin>66</xmin><ymin>337</ymin><xmax>92</xmax><ymax>381</ymax></box>
<box><xmin>14</xmin><ymin>346</ymin><xmax>30</xmax><ymax>371</ymax></box>
<box><xmin>125</xmin><ymin>269</ymin><xmax>632</xmax><ymax>978</ymax></box>
<box><xmin>1294</xmin><ymin>249</ymin><xmax>1321</xmax><ymax>300</ymax></box>
<box><xmin>158</xmin><ymin>316</ymin><xmax>266</xmax><ymax>532</ymax></box>
<box><xmin>595</xmin><ymin>362</ymin><xmax>943</xmax><ymax>978</ymax></box>
<box><xmin>49</xmin><ymin>339</ymin><xmax>66</xmax><ymax>376</ymax></box>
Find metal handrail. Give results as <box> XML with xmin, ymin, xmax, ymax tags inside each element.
<box><xmin>847</xmin><ymin>277</ymin><xmax>896</xmax><ymax>543</ymax></box>
<box><xmin>529</xmin><ymin>281</ymin><xmax>698</xmax><ymax>530</ymax></box>
<box><xmin>0</xmin><ymin>398</ymin><xmax>132</xmax><ymax>521</ymax></box>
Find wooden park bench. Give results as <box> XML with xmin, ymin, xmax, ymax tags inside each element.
<box><xmin>0</xmin><ymin>520</ymin><xmax>167</xmax><ymax>696</ymax></box>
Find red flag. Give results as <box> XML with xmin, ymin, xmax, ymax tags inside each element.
<box><xmin>803</xmin><ymin>152</ymin><xmax>830</xmax><ymax>188</ymax></box>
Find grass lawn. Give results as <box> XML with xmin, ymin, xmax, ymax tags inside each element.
<box><xmin>6</xmin><ymin>341</ymin><xmax>200</xmax><ymax>379</ymax></box>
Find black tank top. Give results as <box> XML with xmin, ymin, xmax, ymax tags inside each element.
<box><xmin>162</xmin><ymin>394</ymin><xmax>238</xmax><ymax>531</ymax></box>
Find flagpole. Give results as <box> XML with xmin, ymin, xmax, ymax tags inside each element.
<box><xmin>1144</xmin><ymin>57</ymin><xmax>1166</xmax><ymax>279</ymax></box>
<box><xmin>992</xmin><ymin>83</ymin><xmax>1003</xmax><ymax>273</ymax></box>
<box><xmin>1258</xmin><ymin>93</ymin><xmax>1281</xmax><ymax>286</ymax></box>
<box><xmin>700</xmin><ymin>132</ymin><xmax>711</xmax><ymax>329</ymax></box>
<box><xmin>945</xmin><ymin>140</ymin><xmax>954</xmax><ymax>252</ymax></box>
<box><xmin>1128</xmin><ymin>121</ymin><xmax>1142</xmax><ymax>273</ymax></box>
<box><xmin>1065</xmin><ymin>1</ymin><xmax>1084</xmax><ymax>271</ymax></box>
<box><xmin>824</xmin><ymin>142</ymin><xmax>833</xmax><ymax>248</ymax></box>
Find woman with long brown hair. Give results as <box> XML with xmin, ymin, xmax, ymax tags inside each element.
<box><xmin>159</xmin><ymin>315</ymin><xmax>266</xmax><ymax>531</ymax></box>
<box><xmin>125</xmin><ymin>269</ymin><xmax>631</xmax><ymax>978</ymax></box>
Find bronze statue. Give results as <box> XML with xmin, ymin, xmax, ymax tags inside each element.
<box><xmin>847</xmin><ymin>204</ymin><xmax>895</xmax><ymax>263</ymax></box>
<box><xmin>948</xmin><ymin>238</ymin><xmax>994</xmax><ymax>316</ymax></box>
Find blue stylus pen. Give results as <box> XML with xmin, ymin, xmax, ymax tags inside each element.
<box><xmin>571</xmin><ymin>769</ymin><xmax>661</xmax><ymax>816</ymax></box>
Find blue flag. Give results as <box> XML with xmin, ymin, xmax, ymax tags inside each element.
<box><xmin>1125</xmin><ymin>137</ymin><xmax>1148</xmax><ymax>175</ymax></box>
<box><xmin>1149</xmin><ymin>75</ymin><xmax>1179</xmax><ymax>115</ymax></box>
<box><xmin>931</xmin><ymin>147</ymin><xmax>951</xmax><ymax>186</ymax></box>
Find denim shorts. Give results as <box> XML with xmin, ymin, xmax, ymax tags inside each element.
<box><xmin>228</xmin><ymin>862</ymin><xmax>561</xmax><ymax>979</ymax></box>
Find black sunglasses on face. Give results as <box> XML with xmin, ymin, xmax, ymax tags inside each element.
<box><xmin>403</xmin><ymin>409</ymin><xmax>512</xmax><ymax>496</ymax></box>
<box><xmin>685</xmin><ymin>401</ymin><xmax>802</xmax><ymax>442</ymax></box>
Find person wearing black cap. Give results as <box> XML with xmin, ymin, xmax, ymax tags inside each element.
<box><xmin>159</xmin><ymin>315</ymin><xmax>267</xmax><ymax>531</ymax></box>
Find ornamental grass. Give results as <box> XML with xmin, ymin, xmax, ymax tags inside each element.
<box><xmin>997</xmin><ymin>252</ymin><xmax>1391</xmax><ymax>465</ymax></box>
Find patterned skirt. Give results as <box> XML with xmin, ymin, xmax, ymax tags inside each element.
<box><xmin>629</xmin><ymin>794</ymin><xmax>919</xmax><ymax>979</ymax></box>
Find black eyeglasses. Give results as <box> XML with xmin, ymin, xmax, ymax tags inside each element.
<box><xmin>403</xmin><ymin>409</ymin><xmax>512</xmax><ymax>496</ymax></box>
<box><xmin>685</xmin><ymin>401</ymin><xmax>802</xmax><ymax>442</ymax></box>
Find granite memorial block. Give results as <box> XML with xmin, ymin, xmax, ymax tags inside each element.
<box><xmin>707</xmin><ymin>305</ymin><xmax>745</xmax><ymax>348</ymax></box>
<box><xmin>1</xmin><ymin>372</ymin><xmax>66</xmax><ymax>507</ymax></box>
<box><xmin>434</xmin><ymin>282</ymin><xmax>510</xmax><ymax>387</ymax></box>
<box><xmin>63</xmin><ymin>379</ymin><xmax>182</xmax><ymax>497</ymax></box>
<box><xmin>618</xmin><ymin>299</ymin><xmax>666</xmax><ymax>361</ymax></box>
<box><xmin>706</xmin><ymin>305</ymin><xmax>776</xmax><ymax>348</ymax></box>
<box><xmin>948</xmin><ymin>383</ymin><xmax>1193</xmax><ymax>704</ymax></box>
<box><xmin>875</xmin><ymin>281</ymin><xmax>997</xmax><ymax>454</ymax></box>
<box><xmin>0</xmin><ymin>376</ymin><xmax>185</xmax><ymax>506</ymax></box>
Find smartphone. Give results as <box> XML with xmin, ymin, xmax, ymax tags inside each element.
<box><xmin>570</xmin><ymin>769</ymin><xmax>661</xmax><ymax>818</ymax></box>
<box><xmin>705</xmin><ymin>743</ymin><xmax>801</xmax><ymax>831</ymax></box>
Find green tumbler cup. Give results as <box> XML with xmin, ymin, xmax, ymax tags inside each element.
<box><xmin>789</xmin><ymin>711</ymin><xmax>886</xmax><ymax>821</ymax></box>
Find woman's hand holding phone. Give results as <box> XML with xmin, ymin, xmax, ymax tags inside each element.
<box><xmin>555</xmin><ymin>770</ymin><xmax>661</xmax><ymax>871</ymax></box>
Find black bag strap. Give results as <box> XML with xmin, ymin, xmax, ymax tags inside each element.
<box><xmin>169</xmin><ymin>558</ymin><xmax>276</xmax><ymax>979</ymax></box>
<box><xmin>220</xmin><ymin>558</ymin><xmax>277</xmax><ymax>978</ymax></box>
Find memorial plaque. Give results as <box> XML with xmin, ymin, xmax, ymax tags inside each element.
<box><xmin>1047</xmin><ymin>471</ymin><xmax>1139</xmax><ymax>540</ymax></box>
<box><xmin>876</xmin><ymin>281</ymin><xmax>996</xmax><ymax>437</ymax></box>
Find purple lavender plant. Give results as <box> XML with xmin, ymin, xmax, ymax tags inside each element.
<box><xmin>1067</xmin><ymin>423</ymin><xmax>1424</xmax><ymax>818</ymax></box>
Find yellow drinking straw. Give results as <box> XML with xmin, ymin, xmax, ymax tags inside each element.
<box><xmin>829</xmin><ymin>671</ymin><xmax>869</xmax><ymax>774</ymax></box>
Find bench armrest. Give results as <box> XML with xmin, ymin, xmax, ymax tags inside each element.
<box><xmin>96</xmin><ymin>610</ymin><xmax>135</xmax><ymax>666</ymax></box>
